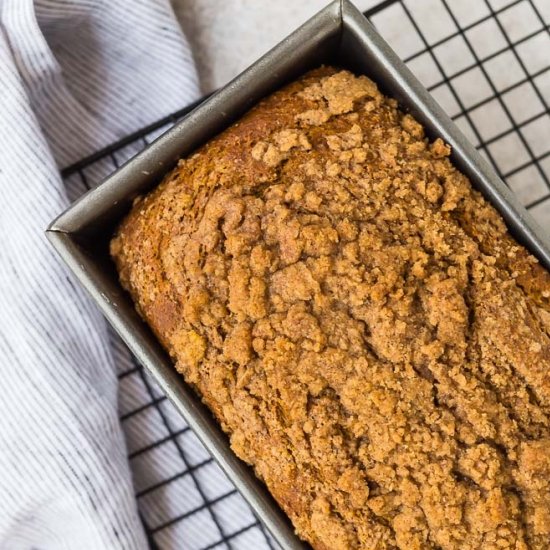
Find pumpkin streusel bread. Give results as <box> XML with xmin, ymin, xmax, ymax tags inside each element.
<box><xmin>111</xmin><ymin>66</ymin><xmax>550</xmax><ymax>550</ymax></box>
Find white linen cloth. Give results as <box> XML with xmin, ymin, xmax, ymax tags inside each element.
<box><xmin>0</xmin><ymin>1</ymin><xmax>200</xmax><ymax>548</ymax></box>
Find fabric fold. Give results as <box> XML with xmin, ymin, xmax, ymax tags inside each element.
<box><xmin>0</xmin><ymin>1</ymin><xmax>199</xmax><ymax>548</ymax></box>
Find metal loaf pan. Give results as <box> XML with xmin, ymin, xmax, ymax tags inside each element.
<box><xmin>46</xmin><ymin>1</ymin><xmax>550</xmax><ymax>548</ymax></box>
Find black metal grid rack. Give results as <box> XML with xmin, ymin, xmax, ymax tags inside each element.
<box><xmin>60</xmin><ymin>1</ymin><xmax>550</xmax><ymax>548</ymax></box>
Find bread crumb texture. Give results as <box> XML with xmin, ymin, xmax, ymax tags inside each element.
<box><xmin>111</xmin><ymin>67</ymin><xmax>550</xmax><ymax>550</ymax></box>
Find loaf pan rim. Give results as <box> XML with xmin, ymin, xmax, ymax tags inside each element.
<box><xmin>46</xmin><ymin>1</ymin><xmax>550</xmax><ymax>548</ymax></box>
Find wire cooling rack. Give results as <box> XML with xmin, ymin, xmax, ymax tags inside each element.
<box><xmin>61</xmin><ymin>1</ymin><xmax>550</xmax><ymax>548</ymax></box>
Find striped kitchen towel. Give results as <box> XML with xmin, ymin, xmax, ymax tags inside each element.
<box><xmin>0</xmin><ymin>1</ymin><xmax>200</xmax><ymax>548</ymax></box>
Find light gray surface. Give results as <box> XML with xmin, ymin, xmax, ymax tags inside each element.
<box><xmin>173</xmin><ymin>0</ymin><xmax>377</xmax><ymax>91</ymax></box>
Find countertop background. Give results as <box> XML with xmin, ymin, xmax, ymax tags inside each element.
<box><xmin>173</xmin><ymin>1</ymin><xmax>377</xmax><ymax>92</ymax></box>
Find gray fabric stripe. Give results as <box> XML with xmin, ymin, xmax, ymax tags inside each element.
<box><xmin>0</xmin><ymin>0</ymin><xmax>199</xmax><ymax>547</ymax></box>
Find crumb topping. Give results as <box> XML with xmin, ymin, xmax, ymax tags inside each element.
<box><xmin>112</xmin><ymin>67</ymin><xmax>550</xmax><ymax>550</ymax></box>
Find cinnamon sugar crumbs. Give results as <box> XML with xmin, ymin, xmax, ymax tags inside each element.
<box><xmin>112</xmin><ymin>67</ymin><xmax>550</xmax><ymax>550</ymax></box>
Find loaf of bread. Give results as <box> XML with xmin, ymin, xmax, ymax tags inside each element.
<box><xmin>111</xmin><ymin>66</ymin><xmax>550</xmax><ymax>549</ymax></box>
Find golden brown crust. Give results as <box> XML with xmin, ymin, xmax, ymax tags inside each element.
<box><xmin>111</xmin><ymin>66</ymin><xmax>550</xmax><ymax>549</ymax></box>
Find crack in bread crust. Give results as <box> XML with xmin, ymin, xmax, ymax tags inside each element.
<box><xmin>111</xmin><ymin>66</ymin><xmax>550</xmax><ymax>550</ymax></box>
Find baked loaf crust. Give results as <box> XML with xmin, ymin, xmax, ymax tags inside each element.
<box><xmin>111</xmin><ymin>66</ymin><xmax>550</xmax><ymax>549</ymax></box>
